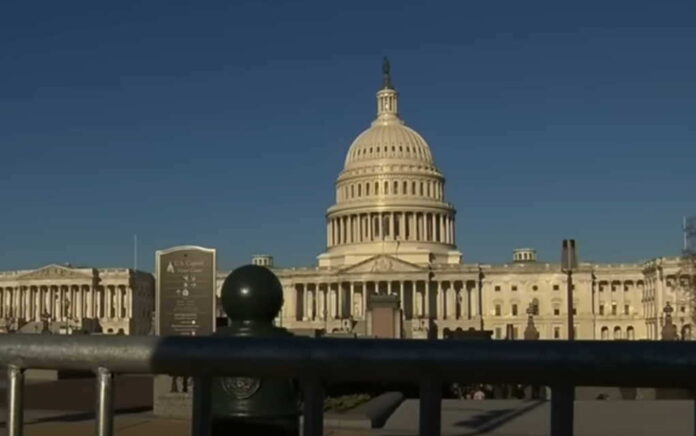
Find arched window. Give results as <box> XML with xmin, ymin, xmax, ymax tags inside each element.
<box><xmin>357</xmin><ymin>184</ymin><xmax>362</xmax><ymax>197</ymax></box>
<box><xmin>627</xmin><ymin>326</ymin><xmax>635</xmax><ymax>340</ymax></box>
<box><xmin>374</xmin><ymin>182</ymin><xmax>379</xmax><ymax>195</ymax></box>
<box><xmin>366</xmin><ymin>183</ymin><xmax>370</xmax><ymax>196</ymax></box>
<box><xmin>403</xmin><ymin>181</ymin><xmax>407</xmax><ymax>194</ymax></box>
<box><xmin>613</xmin><ymin>326</ymin><xmax>622</xmax><ymax>340</ymax></box>
<box><xmin>601</xmin><ymin>326</ymin><xmax>609</xmax><ymax>340</ymax></box>
<box><xmin>394</xmin><ymin>181</ymin><xmax>398</xmax><ymax>194</ymax></box>
<box><xmin>350</xmin><ymin>185</ymin><xmax>354</xmax><ymax>198</ymax></box>
<box><xmin>412</xmin><ymin>181</ymin><xmax>416</xmax><ymax>195</ymax></box>
<box><xmin>384</xmin><ymin>181</ymin><xmax>389</xmax><ymax>194</ymax></box>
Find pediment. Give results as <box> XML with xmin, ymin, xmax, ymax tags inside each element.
<box><xmin>340</xmin><ymin>255</ymin><xmax>425</xmax><ymax>274</ymax></box>
<box><xmin>17</xmin><ymin>264</ymin><xmax>93</xmax><ymax>281</ymax></box>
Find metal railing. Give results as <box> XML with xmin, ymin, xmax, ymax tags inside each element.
<box><xmin>2</xmin><ymin>335</ymin><xmax>696</xmax><ymax>436</ymax></box>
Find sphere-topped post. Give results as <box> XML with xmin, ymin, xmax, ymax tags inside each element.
<box><xmin>210</xmin><ymin>265</ymin><xmax>299</xmax><ymax>435</ymax></box>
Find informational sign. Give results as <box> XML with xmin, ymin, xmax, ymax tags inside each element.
<box><xmin>154</xmin><ymin>246</ymin><xmax>216</xmax><ymax>418</ymax></box>
<box><xmin>156</xmin><ymin>246</ymin><xmax>216</xmax><ymax>336</ymax></box>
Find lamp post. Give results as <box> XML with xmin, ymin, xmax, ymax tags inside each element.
<box><xmin>561</xmin><ymin>240</ymin><xmax>578</xmax><ymax>340</ymax></box>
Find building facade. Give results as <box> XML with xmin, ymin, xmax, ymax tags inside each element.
<box><xmin>0</xmin><ymin>264</ymin><xmax>154</xmax><ymax>335</ymax></box>
<box><xmin>224</xmin><ymin>64</ymin><xmax>693</xmax><ymax>341</ymax></box>
<box><xmin>1</xmin><ymin>64</ymin><xmax>692</xmax><ymax>340</ymax></box>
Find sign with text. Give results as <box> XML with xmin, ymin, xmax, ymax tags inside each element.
<box><xmin>156</xmin><ymin>246</ymin><xmax>216</xmax><ymax>337</ymax></box>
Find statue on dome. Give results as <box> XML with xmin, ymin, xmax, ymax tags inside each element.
<box><xmin>382</xmin><ymin>56</ymin><xmax>393</xmax><ymax>89</ymax></box>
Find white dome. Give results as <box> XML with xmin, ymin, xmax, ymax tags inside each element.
<box><xmin>344</xmin><ymin>122</ymin><xmax>434</xmax><ymax>168</ymax></box>
<box><xmin>318</xmin><ymin>59</ymin><xmax>462</xmax><ymax>269</ymax></box>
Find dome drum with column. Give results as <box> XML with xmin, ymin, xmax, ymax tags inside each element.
<box><xmin>318</xmin><ymin>60</ymin><xmax>462</xmax><ymax>268</ymax></box>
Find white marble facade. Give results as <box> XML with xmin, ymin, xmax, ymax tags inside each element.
<box><xmin>0</xmin><ymin>264</ymin><xmax>154</xmax><ymax>335</ymax></box>
<box><xmin>2</xmin><ymin>64</ymin><xmax>692</xmax><ymax>340</ymax></box>
<box><xmin>223</xmin><ymin>64</ymin><xmax>694</xmax><ymax>341</ymax></box>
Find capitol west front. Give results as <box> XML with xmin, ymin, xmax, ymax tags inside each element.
<box><xmin>0</xmin><ymin>64</ymin><xmax>691</xmax><ymax>341</ymax></box>
<box><xmin>255</xmin><ymin>65</ymin><xmax>691</xmax><ymax>341</ymax></box>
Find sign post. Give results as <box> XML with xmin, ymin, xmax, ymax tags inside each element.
<box><xmin>153</xmin><ymin>246</ymin><xmax>216</xmax><ymax>418</ymax></box>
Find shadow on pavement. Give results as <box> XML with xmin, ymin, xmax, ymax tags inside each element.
<box><xmin>0</xmin><ymin>406</ymin><xmax>152</xmax><ymax>428</ymax></box>
<box><xmin>452</xmin><ymin>400</ymin><xmax>545</xmax><ymax>435</ymax></box>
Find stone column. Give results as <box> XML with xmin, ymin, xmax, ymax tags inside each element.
<box><xmin>424</xmin><ymin>283</ymin><xmax>430</xmax><ymax>318</ymax></box>
<box><xmin>398</xmin><ymin>281</ymin><xmax>404</xmax><ymax>312</ymax></box>
<box><xmin>390</xmin><ymin>212</ymin><xmax>395</xmax><ymax>241</ymax></box>
<box><xmin>349</xmin><ymin>282</ymin><xmax>355</xmax><ymax>317</ymax></box>
<box><xmin>471</xmin><ymin>283</ymin><xmax>479</xmax><ymax>318</ymax></box>
<box><xmin>362</xmin><ymin>282</ymin><xmax>368</xmax><ymax>318</ymax></box>
<box><xmin>431</xmin><ymin>214</ymin><xmax>437</xmax><ymax>242</ymax></box>
<box><xmin>22</xmin><ymin>287</ymin><xmax>28</xmax><ymax>320</ymax></box>
<box><xmin>356</xmin><ymin>215</ymin><xmax>361</xmax><ymax>243</ymax></box>
<box><xmin>420</xmin><ymin>213</ymin><xmax>426</xmax><ymax>241</ymax></box>
<box><xmin>57</xmin><ymin>286</ymin><xmax>62</xmax><ymax>321</ymax></box>
<box><xmin>387</xmin><ymin>281</ymin><xmax>392</xmax><ymax>295</ymax></box>
<box><xmin>118</xmin><ymin>286</ymin><xmax>124</xmax><ymax>319</ymax></box>
<box><xmin>329</xmin><ymin>286</ymin><xmax>336</xmax><ymax>319</ymax></box>
<box><xmin>439</xmin><ymin>215</ymin><xmax>445</xmax><ymax>243</ymax></box>
<box><xmin>338</xmin><ymin>284</ymin><xmax>344</xmax><ymax>319</ymax></box>
<box><xmin>303</xmin><ymin>285</ymin><xmax>309</xmax><ymax>321</ymax></box>
<box><xmin>377</xmin><ymin>214</ymin><xmax>382</xmax><ymax>240</ymax></box>
<box><xmin>436</xmin><ymin>281</ymin><xmax>444</xmax><ymax>320</ymax></box>
<box><xmin>447</xmin><ymin>216</ymin><xmax>452</xmax><ymax>244</ymax></box>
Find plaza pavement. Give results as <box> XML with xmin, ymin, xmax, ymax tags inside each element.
<box><xmin>1</xmin><ymin>376</ymin><xmax>694</xmax><ymax>435</ymax></box>
<box><xmin>3</xmin><ymin>400</ymin><xmax>695</xmax><ymax>436</ymax></box>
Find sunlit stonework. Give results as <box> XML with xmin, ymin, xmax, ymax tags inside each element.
<box><xmin>248</xmin><ymin>61</ymin><xmax>692</xmax><ymax>341</ymax></box>
<box><xmin>0</xmin><ymin>62</ymin><xmax>691</xmax><ymax>341</ymax></box>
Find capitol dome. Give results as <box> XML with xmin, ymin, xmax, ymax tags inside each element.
<box><xmin>344</xmin><ymin>118</ymin><xmax>434</xmax><ymax>169</ymax></box>
<box><xmin>318</xmin><ymin>59</ymin><xmax>462</xmax><ymax>268</ymax></box>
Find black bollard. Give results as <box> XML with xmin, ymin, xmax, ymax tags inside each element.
<box><xmin>210</xmin><ymin>265</ymin><xmax>299</xmax><ymax>436</ymax></box>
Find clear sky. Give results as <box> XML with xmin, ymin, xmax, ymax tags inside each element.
<box><xmin>1</xmin><ymin>1</ymin><xmax>695</xmax><ymax>272</ymax></box>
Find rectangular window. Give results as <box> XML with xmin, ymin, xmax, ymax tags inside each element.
<box><xmin>554</xmin><ymin>327</ymin><xmax>561</xmax><ymax>339</ymax></box>
<box><xmin>495</xmin><ymin>327</ymin><xmax>502</xmax><ymax>339</ymax></box>
<box><xmin>599</xmin><ymin>305</ymin><xmax>605</xmax><ymax>315</ymax></box>
<box><xmin>532</xmin><ymin>285</ymin><xmax>538</xmax><ymax>291</ymax></box>
<box><xmin>553</xmin><ymin>284</ymin><xmax>559</xmax><ymax>291</ymax></box>
<box><xmin>572</xmin><ymin>306</ymin><xmax>577</xmax><ymax>316</ymax></box>
<box><xmin>624</xmin><ymin>305</ymin><xmax>629</xmax><ymax>315</ymax></box>
<box><xmin>681</xmin><ymin>306</ymin><xmax>686</xmax><ymax>313</ymax></box>
<box><xmin>512</xmin><ymin>327</ymin><xmax>519</xmax><ymax>339</ymax></box>
<box><xmin>494</xmin><ymin>285</ymin><xmax>501</xmax><ymax>292</ymax></box>
<box><xmin>511</xmin><ymin>285</ymin><xmax>518</xmax><ymax>291</ymax></box>
<box><xmin>554</xmin><ymin>307</ymin><xmax>560</xmax><ymax>316</ymax></box>
<box><xmin>512</xmin><ymin>304</ymin><xmax>518</xmax><ymax>316</ymax></box>
<box><xmin>495</xmin><ymin>304</ymin><xmax>501</xmax><ymax>316</ymax></box>
<box><xmin>611</xmin><ymin>304</ymin><xmax>617</xmax><ymax>315</ymax></box>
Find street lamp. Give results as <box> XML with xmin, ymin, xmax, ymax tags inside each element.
<box><xmin>561</xmin><ymin>239</ymin><xmax>578</xmax><ymax>340</ymax></box>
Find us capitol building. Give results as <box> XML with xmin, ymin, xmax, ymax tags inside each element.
<box><xmin>0</xmin><ymin>62</ymin><xmax>692</xmax><ymax>341</ymax></box>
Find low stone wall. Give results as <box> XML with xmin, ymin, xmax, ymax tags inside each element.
<box><xmin>322</xmin><ymin>391</ymin><xmax>404</xmax><ymax>429</ymax></box>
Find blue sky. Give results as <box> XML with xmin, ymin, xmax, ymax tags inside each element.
<box><xmin>1</xmin><ymin>1</ymin><xmax>694</xmax><ymax>272</ymax></box>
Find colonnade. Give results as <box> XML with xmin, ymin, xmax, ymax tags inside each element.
<box><xmin>327</xmin><ymin>211</ymin><xmax>454</xmax><ymax>247</ymax></box>
<box><xmin>0</xmin><ymin>284</ymin><xmax>132</xmax><ymax>322</ymax></box>
<box><xmin>337</xmin><ymin>178</ymin><xmax>444</xmax><ymax>202</ymax></box>
<box><xmin>287</xmin><ymin>279</ymin><xmax>478</xmax><ymax>322</ymax></box>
